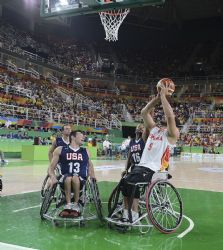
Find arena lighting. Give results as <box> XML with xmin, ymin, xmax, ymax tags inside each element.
<box><xmin>74</xmin><ymin>78</ymin><xmax>81</xmax><ymax>80</ymax></box>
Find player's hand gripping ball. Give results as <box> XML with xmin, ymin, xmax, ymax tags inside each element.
<box><xmin>157</xmin><ymin>78</ymin><xmax>175</xmax><ymax>96</ymax></box>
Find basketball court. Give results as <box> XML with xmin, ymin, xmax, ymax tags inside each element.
<box><xmin>0</xmin><ymin>157</ymin><xmax>223</xmax><ymax>250</ymax></box>
<box><xmin>0</xmin><ymin>1</ymin><xmax>223</xmax><ymax>250</ymax></box>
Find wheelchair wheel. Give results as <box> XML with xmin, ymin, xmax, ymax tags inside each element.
<box><xmin>107</xmin><ymin>183</ymin><xmax>122</xmax><ymax>216</ymax></box>
<box><xmin>146</xmin><ymin>180</ymin><xmax>183</xmax><ymax>234</ymax></box>
<box><xmin>89</xmin><ymin>178</ymin><xmax>104</xmax><ymax>222</ymax></box>
<box><xmin>0</xmin><ymin>178</ymin><xmax>2</xmax><ymax>192</ymax></box>
<box><xmin>41</xmin><ymin>174</ymin><xmax>49</xmax><ymax>198</ymax></box>
<box><xmin>40</xmin><ymin>184</ymin><xmax>57</xmax><ymax>220</ymax></box>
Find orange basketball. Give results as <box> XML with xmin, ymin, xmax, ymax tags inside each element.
<box><xmin>156</xmin><ymin>78</ymin><xmax>175</xmax><ymax>96</ymax></box>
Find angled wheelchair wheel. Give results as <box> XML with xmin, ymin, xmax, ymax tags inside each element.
<box><xmin>146</xmin><ymin>180</ymin><xmax>183</xmax><ymax>234</ymax></box>
<box><xmin>41</xmin><ymin>174</ymin><xmax>49</xmax><ymax>199</ymax></box>
<box><xmin>108</xmin><ymin>183</ymin><xmax>123</xmax><ymax>217</ymax></box>
<box><xmin>0</xmin><ymin>178</ymin><xmax>2</xmax><ymax>192</ymax></box>
<box><xmin>40</xmin><ymin>183</ymin><xmax>57</xmax><ymax>220</ymax></box>
<box><xmin>89</xmin><ymin>178</ymin><xmax>104</xmax><ymax>222</ymax></box>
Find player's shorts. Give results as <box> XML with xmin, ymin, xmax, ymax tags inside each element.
<box><xmin>59</xmin><ymin>174</ymin><xmax>86</xmax><ymax>190</ymax></box>
<box><xmin>121</xmin><ymin>166</ymin><xmax>154</xmax><ymax>199</ymax></box>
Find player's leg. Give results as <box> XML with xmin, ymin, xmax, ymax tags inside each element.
<box><xmin>64</xmin><ymin>176</ymin><xmax>72</xmax><ymax>209</ymax></box>
<box><xmin>121</xmin><ymin>180</ymin><xmax>137</xmax><ymax>221</ymax></box>
<box><xmin>71</xmin><ymin>175</ymin><xmax>81</xmax><ymax>215</ymax></box>
<box><xmin>71</xmin><ymin>175</ymin><xmax>80</xmax><ymax>203</ymax></box>
<box><xmin>58</xmin><ymin>174</ymin><xmax>73</xmax><ymax>217</ymax></box>
<box><xmin>121</xmin><ymin>168</ymin><xmax>154</xmax><ymax>222</ymax></box>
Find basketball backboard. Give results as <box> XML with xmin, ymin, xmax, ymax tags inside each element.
<box><xmin>40</xmin><ymin>0</ymin><xmax>165</xmax><ymax>18</ymax></box>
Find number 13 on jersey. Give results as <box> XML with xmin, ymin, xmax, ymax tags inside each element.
<box><xmin>69</xmin><ymin>162</ymin><xmax>80</xmax><ymax>174</ymax></box>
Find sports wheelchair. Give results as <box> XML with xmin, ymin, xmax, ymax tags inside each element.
<box><xmin>106</xmin><ymin>171</ymin><xmax>183</xmax><ymax>234</ymax></box>
<box><xmin>40</xmin><ymin>177</ymin><xmax>104</xmax><ymax>226</ymax></box>
<box><xmin>0</xmin><ymin>172</ymin><xmax>2</xmax><ymax>193</ymax></box>
<box><xmin>40</xmin><ymin>165</ymin><xmax>61</xmax><ymax>199</ymax></box>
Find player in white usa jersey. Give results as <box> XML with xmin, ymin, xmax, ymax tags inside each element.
<box><xmin>121</xmin><ymin>83</ymin><xmax>180</xmax><ymax>222</ymax></box>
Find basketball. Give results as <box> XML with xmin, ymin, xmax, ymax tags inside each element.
<box><xmin>156</xmin><ymin>78</ymin><xmax>175</xmax><ymax>96</ymax></box>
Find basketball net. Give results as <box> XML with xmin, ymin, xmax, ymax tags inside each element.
<box><xmin>99</xmin><ymin>9</ymin><xmax>130</xmax><ymax>42</ymax></box>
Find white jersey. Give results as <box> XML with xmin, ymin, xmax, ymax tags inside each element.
<box><xmin>137</xmin><ymin>126</ymin><xmax>173</xmax><ymax>172</ymax></box>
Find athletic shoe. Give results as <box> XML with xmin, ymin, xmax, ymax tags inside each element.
<box><xmin>70</xmin><ymin>203</ymin><xmax>80</xmax><ymax>217</ymax></box>
<box><xmin>72</xmin><ymin>203</ymin><xmax>80</xmax><ymax>212</ymax></box>
<box><xmin>64</xmin><ymin>203</ymin><xmax>72</xmax><ymax>210</ymax></box>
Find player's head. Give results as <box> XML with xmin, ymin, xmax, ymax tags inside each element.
<box><xmin>69</xmin><ymin>130</ymin><xmax>85</xmax><ymax>146</ymax></box>
<box><xmin>135</xmin><ymin>124</ymin><xmax>144</xmax><ymax>137</ymax></box>
<box><xmin>61</xmin><ymin>124</ymin><xmax>72</xmax><ymax>136</ymax></box>
<box><xmin>160</xmin><ymin>116</ymin><xmax>180</xmax><ymax>128</ymax></box>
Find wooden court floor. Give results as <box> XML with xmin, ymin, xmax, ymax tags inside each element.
<box><xmin>1</xmin><ymin>156</ymin><xmax>223</xmax><ymax>196</ymax></box>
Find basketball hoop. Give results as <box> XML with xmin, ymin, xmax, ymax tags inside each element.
<box><xmin>99</xmin><ymin>8</ymin><xmax>130</xmax><ymax>42</ymax></box>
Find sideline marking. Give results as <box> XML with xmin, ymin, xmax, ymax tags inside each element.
<box><xmin>177</xmin><ymin>214</ymin><xmax>194</xmax><ymax>238</ymax></box>
<box><xmin>0</xmin><ymin>242</ymin><xmax>38</xmax><ymax>250</ymax></box>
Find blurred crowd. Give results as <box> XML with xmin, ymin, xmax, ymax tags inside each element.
<box><xmin>1</xmin><ymin>20</ymin><xmax>223</xmax><ymax>151</ymax></box>
<box><xmin>2</xmin><ymin>20</ymin><xmax>223</xmax><ymax>82</ymax></box>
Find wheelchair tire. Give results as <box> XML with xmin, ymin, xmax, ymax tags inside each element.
<box><xmin>89</xmin><ymin>178</ymin><xmax>104</xmax><ymax>223</ymax></box>
<box><xmin>0</xmin><ymin>178</ymin><xmax>2</xmax><ymax>192</ymax></box>
<box><xmin>146</xmin><ymin>180</ymin><xmax>183</xmax><ymax>234</ymax></box>
<box><xmin>107</xmin><ymin>184</ymin><xmax>122</xmax><ymax>216</ymax></box>
<box><xmin>40</xmin><ymin>184</ymin><xmax>57</xmax><ymax>220</ymax></box>
<box><xmin>40</xmin><ymin>174</ymin><xmax>49</xmax><ymax>198</ymax></box>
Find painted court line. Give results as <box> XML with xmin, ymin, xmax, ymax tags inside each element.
<box><xmin>177</xmin><ymin>214</ymin><xmax>194</xmax><ymax>239</ymax></box>
<box><xmin>2</xmin><ymin>190</ymin><xmax>39</xmax><ymax>197</ymax></box>
<box><xmin>12</xmin><ymin>204</ymin><xmax>41</xmax><ymax>213</ymax></box>
<box><xmin>13</xmin><ymin>201</ymin><xmax>108</xmax><ymax>213</ymax></box>
<box><xmin>0</xmin><ymin>242</ymin><xmax>38</xmax><ymax>250</ymax></box>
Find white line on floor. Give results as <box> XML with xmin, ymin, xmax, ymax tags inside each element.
<box><xmin>12</xmin><ymin>204</ymin><xmax>41</xmax><ymax>213</ymax></box>
<box><xmin>2</xmin><ymin>190</ymin><xmax>39</xmax><ymax>197</ymax></box>
<box><xmin>13</xmin><ymin>201</ymin><xmax>108</xmax><ymax>213</ymax></box>
<box><xmin>0</xmin><ymin>242</ymin><xmax>38</xmax><ymax>250</ymax></box>
<box><xmin>177</xmin><ymin>214</ymin><xmax>194</xmax><ymax>238</ymax></box>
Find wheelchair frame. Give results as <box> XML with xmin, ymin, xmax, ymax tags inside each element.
<box><xmin>41</xmin><ymin>165</ymin><xmax>61</xmax><ymax>199</ymax></box>
<box><xmin>40</xmin><ymin>177</ymin><xmax>104</xmax><ymax>226</ymax></box>
<box><xmin>106</xmin><ymin>172</ymin><xmax>183</xmax><ymax>234</ymax></box>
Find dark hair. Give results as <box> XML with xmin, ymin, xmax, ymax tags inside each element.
<box><xmin>160</xmin><ymin>117</ymin><xmax>180</xmax><ymax>128</ymax></box>
<box><xmin>69</xmin><ymin>130</ymin><xmax>83</xmax><ymax>142</ymax></box>
<box><xmin>62</xmin><ymin>124</ymin><xmax>71</xmax><ymax>131</ymax></box>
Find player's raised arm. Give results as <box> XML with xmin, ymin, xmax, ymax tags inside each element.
<box><xmin>49</xmin><ymin>146</ymin><xmax>62</xmax><ymax>186</ymax></box>
<box><xmin>142</xmin><ymin>127</ymin><xmax>150</xmax><ymax>142</ymax></box>
<box><xmin>141</xmin><ymin>95</ymin><xmax>160</xmax><ymax>130</ymax></box>
<box><xmin>160</xmin><ymin>86</ymin><xmax>179</xmax><ymax>144</ymax></box>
